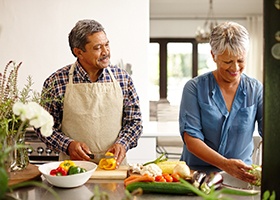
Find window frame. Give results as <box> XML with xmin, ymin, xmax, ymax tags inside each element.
<box><xmin>150</xmin><ymin>38</ymin><xmax>199</xmax><ymax>100</ymax></box>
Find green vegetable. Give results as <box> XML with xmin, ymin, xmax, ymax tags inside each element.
<box><xmin>126</xmin><ymin>181</ymin><xmax>195</xmax><ymax>195</ymax></box>
<box><xmin>143</xmin><ymin>154</ymin><xmax>168</xmax><ymax>166</ymax></box>
<box><xmin>68</xmin><ymin>166</ymin><xmax>87</xmax><ymax>175</ymax></box>
<box><xmin>248</xmin><ymin>164</ymin><xmax>261</xmax><ymax>186</ymax></box>
<box><xmin>180</xmin><ymin>178</ymin><xmax>259</xmax><ymax>200</ymax></box>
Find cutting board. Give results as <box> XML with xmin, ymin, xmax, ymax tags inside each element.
<box><xmin>8</xmin><ymin>164</ymin><xmax>41</xmax><ymax>186</ymax></box>
<box><xmin>91</xmin><ymin>165</ymin><xmax>128</xmax><ymax>180</ymax></box>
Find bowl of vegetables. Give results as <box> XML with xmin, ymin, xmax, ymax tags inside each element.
<box><xmin>39</xmin><ymin>160</ymin><xmax>97</xmax><ymax>188</ymax></box>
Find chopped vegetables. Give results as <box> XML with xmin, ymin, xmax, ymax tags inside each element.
<box><xmin>98</xmin><ymin>152</ymin><xmax>117</xmax><ymax>170</ymax></box>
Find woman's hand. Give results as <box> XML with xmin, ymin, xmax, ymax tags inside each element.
<box><xmin>222</xmin><ymin>158</ymin><xmax>257</xmax><ymax>183</ymax></box>
<box><xmin>107</xmin><ymin>143</ymin><xmax>126</xmax><ymax>168</ymax></box>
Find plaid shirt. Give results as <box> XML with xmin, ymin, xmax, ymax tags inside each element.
<box><xmin>37</xmin><ymin>61</ymin><xmax>143</xmax><ymax>154</ymax></box>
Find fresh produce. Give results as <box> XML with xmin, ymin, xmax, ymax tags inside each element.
<box><xmin>155</xmin><ymin>175</ymin><xmax>167</xmax><ymax>182</ymax></box>
<box><xmin>154</xmin><ymin>173</ymin><xmax>179</xmax><ymax>182</ymax></box>
<box><xmin>59</xmin><ymin>160</ymin><xmax>76</xmax><ymax>171</ymax></box>
<box><xmin>199</xmin><ymin>172</ymin><xmax>223</xmax><ymax>194</ymax></box>
<box><xmin>126</xmin><ymin>181</ymin><xmax>195</xmax><ymax>195</ymax></box>
<box><xmin>50</xmin><ymin>166</ymin><xmax>68</xmax><ymax>176</ymax></box>
<box><xmin>124</xmin><ymin>174</ymin><xmax>155</xmax><ymax>186</ymax></box>
<box><xmin>49</xmin><ymin>160</ymin><xmax>87</xmax><ymax>176</ymax></box>
<box><xmin>173</xmin><ymin>163</ymin><xmax>191</xmax><ymax>179</ymax></box>
<box><xmin>143</xmin><ymin>154</ymin><xmax>167</xmax><ymax>166</ymax></box>
<box><xmin>248</xmin><ymin>164</ymin><xmax>261</xmax><ymax>186</ymax></box>
<box><xmin>192</xmin><ymin>171</ymin><xmax>207</xmax><ymax>188</ymax></box>
<box><xmin>140</xmin><ymin>163</ymin><xmax>162</xmax><ymax>177</ymax></box>
<box><xmin>98</xmin><ymin>152</ymin><xmax>117</xmax><ymax>170</ymax></box>
<box><xmin>68</xmin><ymin>165</ymin><xmax>87</xmax><ymax>175</ymax></box>
<box><xmin>156</xmin><ymin>160</ymin><xmax>186</xmax><ymax>174</ymax></box>
<box><xmin>171</xmin><ymin>173</ymin><xmax>181</xmax><ymax>182</ymax></box>
<box><xmin>128</xmin><ymin>163</ymin><xmax>142</xmax><ymax>174</ymax></box>
<box><xmin>162</xmin><ymin>173</ymin><xmax>173</xmax><ymax>182</ymax></box>
<box><xmin>180</xmin><ymin>178</ymin><xmax>259</xmax><ymax>199</ymax></box>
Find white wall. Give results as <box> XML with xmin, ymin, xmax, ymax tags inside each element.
<box><xmin>150</xmin><ymin>19</ymin><xmax>247</xmax><ymax>38</ymax></box>
<box><xmin>0</xmin><ymin>0</ymin><xmax>150</xmax><ymax>121</ymax></box>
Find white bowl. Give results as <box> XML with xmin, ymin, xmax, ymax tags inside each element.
<box><xmin>38</xmin><ymin>161</ymin><xmax>97</xmax><ymax>188</ymax></box>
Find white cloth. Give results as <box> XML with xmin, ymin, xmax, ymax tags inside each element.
<box><xmin>60</xmin><ymin>64</ymin><xmax>123</xmax><ymax>163</ymax></box>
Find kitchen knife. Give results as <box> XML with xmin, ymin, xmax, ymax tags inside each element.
<box><xmin>87</xmin><ymin>153</ymin><xmax>115</xmax><ymax>160</ymax></box>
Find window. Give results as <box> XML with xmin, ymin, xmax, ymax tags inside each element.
<box><xmin>167</xmin><ymin>42</ymin><xmax>192</xmax><ymax>105</ymax></box>
<box><xmin>148</xmin><ymin>38</ymin><xmax>214</xmax><ymax>106</ymax></box>
<box><xmin>197</xmin><ymin>43</ymin><xmax>216</xmax><ymax>76</ymax></box>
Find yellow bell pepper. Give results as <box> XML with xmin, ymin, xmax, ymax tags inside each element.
<box><xmin>59</xmin><ymin>160</ymin><xmax>76</xmax><ymax>172</ymax></box>
<box><xmin>98</xmin><ymin>152</ymin><xmax>117</xmax><ymax>170</ymax></box>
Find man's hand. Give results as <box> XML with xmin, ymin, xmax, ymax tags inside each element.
<box><xmin>67</xmin><ymin>141</ymin><xmax>91</xmax><ymax>161</ymax></box>
<box><xmin>107</xmin><ymin>143</ymin><xmax>126</xmax><ymax>168</ymax></box>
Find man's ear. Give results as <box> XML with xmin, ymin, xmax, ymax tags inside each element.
<box><xmin>73</xmin><ymin>48</ymin><xmax>83</xmax><ymax>58</ymax></box>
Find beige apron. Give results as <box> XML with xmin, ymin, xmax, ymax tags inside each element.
<box><xmin>60</xmin><ymin>63</ymin><xmax>124</xmax><ymax>164</ymax></box>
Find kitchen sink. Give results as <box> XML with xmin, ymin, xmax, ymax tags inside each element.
<box><xmin>220</xmin><ymin>171</ymin><xmax>260</xmax><ymax>192</ymax></box>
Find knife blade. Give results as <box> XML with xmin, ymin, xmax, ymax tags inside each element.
<box><xmin>87</xmin><ymin>153</ymin><xmax>115</xmax><ymax>160</ymax></box>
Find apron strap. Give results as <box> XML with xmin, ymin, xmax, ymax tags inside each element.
<box><xmin>107</xmin><ymin>67</ymin><xmax>118</xmax><ymax>83</ymax></box>
<box><xmin>68</xmin><ymin>63</ymin><xmax>76</xmax><ymax>85</ymax></box>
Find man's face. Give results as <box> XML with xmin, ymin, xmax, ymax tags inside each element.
<box><xmin>77</xmin><ymin>31</ymin><xmax>111</xmax><ymax>70</ymax></box>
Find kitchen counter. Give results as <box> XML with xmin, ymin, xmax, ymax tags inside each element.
<box><xmin>10</xmin><ymin>176</ymin><xmax>260</xmax><ymax>200</ymax></box>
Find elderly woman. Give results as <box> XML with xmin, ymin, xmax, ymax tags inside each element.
<box><xmin>179</xmin><ymin>21</ymin><xmax>263</xmax><ymax>184</ymax></box>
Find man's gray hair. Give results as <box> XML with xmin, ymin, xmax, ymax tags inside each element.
<box><xmin>209</xmin><ymin>21</ymin><xmax>249</xmax><ymax>56</ymax></box>
<box><xmin>68</xmin><ymin>19</ymin><xmax>105</xmax><ymax>57</ymax></box>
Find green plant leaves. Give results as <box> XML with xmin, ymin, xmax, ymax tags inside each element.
<box><xmin>0</xmin><ymin>167</ymin><xmax>8</xmax><ymax>199</ymax></box>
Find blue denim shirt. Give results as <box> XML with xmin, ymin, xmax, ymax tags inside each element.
<box><xmin>179</xmin><ymin>72</ymin><xmax>263</xmax><ymax>170</ymax></box>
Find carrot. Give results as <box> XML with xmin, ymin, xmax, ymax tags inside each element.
<box><xmin>124</xmin><ymin>174</ymin><xmax>155</xmax><ymax>186</ymax></box>
<box><xmin>124</xmin><ymin>174</ymin><xmax>142</xmax><ymax>186</ymax></box>
<box><xmin>124</xmin><ymin>174</ymin><xmax>143</xmax><ymax>184</ymax></box>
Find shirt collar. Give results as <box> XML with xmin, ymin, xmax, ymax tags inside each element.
<box><xmin>75</xmin><ymin>61</ymin><xmax>106</xmax><ymax>82</ymax></box>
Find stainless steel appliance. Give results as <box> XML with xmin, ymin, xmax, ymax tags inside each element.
<box><xmin>25</xmin><ymin>129</ymin><xmax>59</xmax><ymax>164</ymax></box>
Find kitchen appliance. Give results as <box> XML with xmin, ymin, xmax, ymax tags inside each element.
<box><xmin>25</xmin><ymin>129</ymin><xmax>59</xmax><ymax>164</ymax></box>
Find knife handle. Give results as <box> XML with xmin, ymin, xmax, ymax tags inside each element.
<box><xmin>87</xmin><ymin>154</ymin><xmax>95</xmax><ymax>159</ymax></box>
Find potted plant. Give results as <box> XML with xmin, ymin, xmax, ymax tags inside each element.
<box><xmin>0</xmin><ymin>61</ymin><xmax>58</xmax><ymax>199</ymax></box>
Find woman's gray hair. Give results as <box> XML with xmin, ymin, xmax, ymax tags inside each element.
<box><xmin>68</xmin><ymin>19</ymin><xmax>105</xmax><ymax>57</ymax></box>
<box><xmin>209</xmin><ymin>21</ymin><xmax>249</xmax><ymax>56</ymax></box>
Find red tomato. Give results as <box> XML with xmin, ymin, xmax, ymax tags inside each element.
<box><xmin>171</xmin><ymin>173</ymin><xmax>181</xmax><ymax>182</ymax></box>
<box><xmin>162</xmin><ymin>173</ymin><xmax>173</xmax><ymax>182</ymax></box>
<box><xmin>155</xmin><ymin>175</ymin><xmax>166</xmax><ymax>182</ymax></box>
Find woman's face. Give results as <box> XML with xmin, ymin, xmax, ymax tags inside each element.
<box><xmin>212</xmin><ymin>49</ymin><xmax>246</xmax><ymax>83</ymax></box>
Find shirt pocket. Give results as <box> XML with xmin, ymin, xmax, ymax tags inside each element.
<box><xmin>199</xmin><ymin>102</ymin><xmax>223</xmax><ymax>135</ymax></box>
<box><xmin>234</xmin><ymin>104</ymin><xmax>257</xmax><ymax>134</ymax></box>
